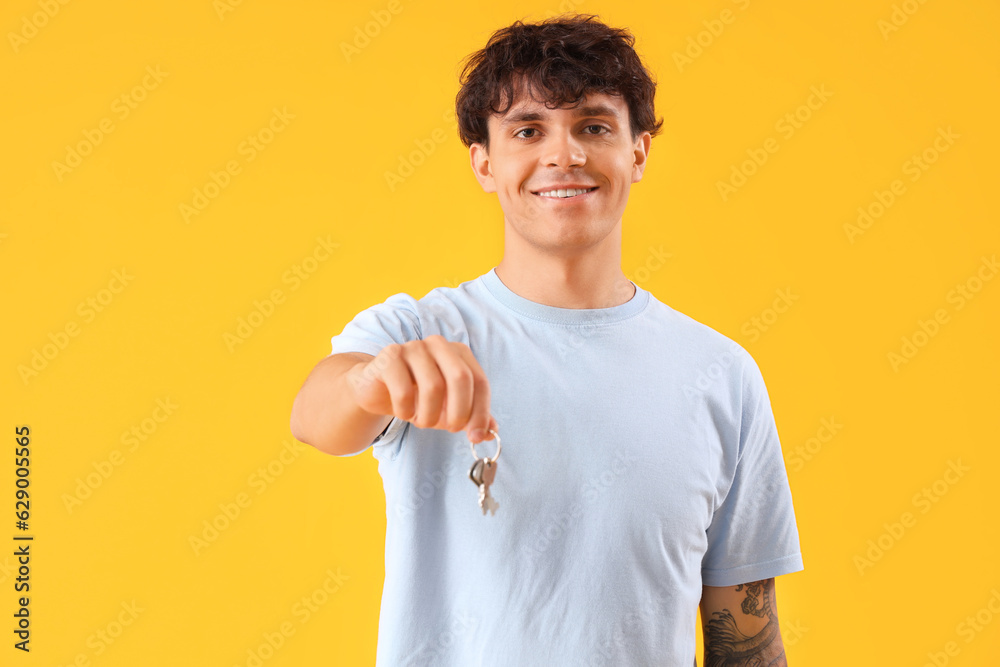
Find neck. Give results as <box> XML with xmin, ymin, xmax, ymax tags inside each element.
<box><xmin>494</xmin><ymin>256</ymin><xmax>636</xmax><ymax>309</ymax></box>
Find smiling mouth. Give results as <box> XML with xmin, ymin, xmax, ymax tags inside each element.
<box><xmin>531</xmin><ymin>186</ymin><xmax>599</xmax><ymax>199</ymax></box>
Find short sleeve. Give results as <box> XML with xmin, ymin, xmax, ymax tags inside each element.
<box><xmin>327</xmin><ymin>292</ymin><xmax>422</xmax><ymax>457</ymax></box>
<box><xmin>329</xmin><ymin>292</ymin><xmax>423</xmax><ymax>357</ymax></box>
<box><xmin>701</xmin><ymin>354</ymin><xmax>804</xmax><ymax>586</ymax></box>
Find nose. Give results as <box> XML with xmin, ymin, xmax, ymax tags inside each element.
<box><xmin>544</xmin><ymin>129</ymin><xmax>587</xmax><ymax>168</ymax></box>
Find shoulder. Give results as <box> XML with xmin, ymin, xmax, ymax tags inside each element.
<box><xmin>349</xmin><ymin>278</ymin><xmax>471</xmax><ymax>324</ymax></box>
<box><xmin>647</xmin><ymin>296</ymin><xmax>759</xmax><ymax>382</ymax></box>
<box><xmin>348</xmin><ymin>277</ymin><xmax>486</xmax><ymax>343</ymax></box>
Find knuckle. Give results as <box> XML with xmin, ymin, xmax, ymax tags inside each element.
<box><xmin>443</xmin><ymin>366</ymin><xmax>473</xmax><ymax>388</ymax></box>
<box><xmin>423</xmin><ymin>377</ymin><xmax>444</xmax><ymax>395</ymax></box>
<box><xmin>394</xmin><ymin>391</ymin><xmax>414</xmax><ymax>412</ymax></box>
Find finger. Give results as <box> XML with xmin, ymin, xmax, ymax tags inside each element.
<box><xmin>376</xmin><ymin>348</ymin><xmax>418</xmax><ymax>421</ymax></box>
<box><xmin>401</xmin><ymin>341</ymin><xmax>447</xmax><ymax>428</ymax></box>
<box><xmin>475</xmin><ymin>414</ymin><xmax>498</xmax><ymax>441</ymax></box>
<box><xmin>423</xmin><ymin>337</ymin><xmax>474</xmax><ymax>431</ymax></box>
<box><xmin>453</xmin><ymin>344</ymin><xmax>492</xmax><ymax>439</ymax></box>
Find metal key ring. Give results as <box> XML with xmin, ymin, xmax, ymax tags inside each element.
<box><xmin>469</xmin><ymin>428</ymin><xmax>501</xmax><ymax>464</ymax></box>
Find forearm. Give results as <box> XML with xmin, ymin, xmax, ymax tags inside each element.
<box><xmin>701</xmin><ymin>579</ymin><xmax>788</xmax><ymax>667</ymax></box>
<box><xmin>290</xmin><ymin>353</ymin><xmax>391</xmax><ymax>456</ymax></box>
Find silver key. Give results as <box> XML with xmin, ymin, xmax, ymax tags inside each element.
<box><xmin>469</xmin><ymin>456</ymin><xmax>498</xmax><ymax>515</ymax></box>
<box><xmin>469</xmin><ymin>458</ymin><xmax>484</xmax><ymax>487</ymax></box>
<box><xmin>468</xmin><ymin>428</ymin><xmax>502</xmax><ymax>517</ymax></box>
<box><xmin>477</xmin><ymin>458</ymin><xmax>499</xmax><ymax>516</ymax></box>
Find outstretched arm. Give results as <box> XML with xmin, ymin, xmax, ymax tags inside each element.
<box><xmin>699</xmin><ymin>578</ymin><xmax>788</xmax><ymax>667</ymax></box>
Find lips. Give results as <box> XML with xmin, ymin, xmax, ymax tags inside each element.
<box><xmin>531</xmin><ymin>186</ymin><xmax>600</xmax><ymax>198</ymax></box>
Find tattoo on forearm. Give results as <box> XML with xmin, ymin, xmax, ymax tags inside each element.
<box><xmin>705</xmin><ymin>578</ymin><xmax>787</xmax><ymax>667</ymax></box>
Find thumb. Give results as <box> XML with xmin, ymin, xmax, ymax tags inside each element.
<box><xmin>467</xmin><ymin>415</ymin><xmax>499</xmax><ymax>444</ymax></box>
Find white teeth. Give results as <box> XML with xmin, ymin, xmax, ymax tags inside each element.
<box><xmin>537</xmin><ymin>187</ymin><xmax>595</xmax><ymax>198</ymax></box>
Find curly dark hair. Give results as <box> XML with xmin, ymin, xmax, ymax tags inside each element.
<box><xmin>455</xmin><ymin>13</ymin><xmax>664</xmax><ymax>151</ymax></box>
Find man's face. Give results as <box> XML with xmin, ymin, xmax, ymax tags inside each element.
<box><xmin>469</xmin><ymin>86</ymin><xmax>651</xmax><ymax>255</ymax></box>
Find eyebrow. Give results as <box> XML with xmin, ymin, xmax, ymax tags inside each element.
<box><xmin>498</xmin><ymin>103</ymin><xmax>621</xmax><ymax>129</ymax></box>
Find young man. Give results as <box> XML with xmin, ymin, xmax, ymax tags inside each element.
<box><xmin>291</xmin><ymin>13</ymin><xmax>803</xmax><ymax>666</ymax></box>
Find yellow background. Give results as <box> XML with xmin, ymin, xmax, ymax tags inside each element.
<box><xmin>2</xmin><ymin>0</ymin><xmax>998</xmax><ymax>664</ymax></box>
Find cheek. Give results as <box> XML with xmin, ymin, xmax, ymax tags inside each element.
<box><xmin>612</xmin><ymin>164</ymin><xmax>638</xmax><ymax>192</ymax></box>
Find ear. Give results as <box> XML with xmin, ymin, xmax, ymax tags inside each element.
<box><xmin>469</xmin><ymin>142</ymin><xmax>497</xmax><ymax>193</ymax></box>
<box><xmin>631</xmin><ymin>131</ymin><xmax>652</xmax><ymax>183</ymax></box>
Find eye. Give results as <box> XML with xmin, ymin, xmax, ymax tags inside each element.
<box><xmin>513</xmin><ymin>125</ymin><xmax>610</xmax><ymax>141</ymax></box>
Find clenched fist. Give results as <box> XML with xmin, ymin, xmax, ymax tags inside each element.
<box><xmin>345</xmin><ymin>335</ymin><xmax>498</xmax><ymax>443</ymax></box>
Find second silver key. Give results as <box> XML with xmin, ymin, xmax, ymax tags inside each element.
<box><xmin>477</xmin><ymin>458</ymin><xmax>499</xmax><ymax>516</ymax></box>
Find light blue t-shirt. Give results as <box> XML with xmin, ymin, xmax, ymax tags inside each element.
<box><xmin>328</xmin><ymin>267</ymin><xmax>803</xmax><ymax>666</ymax></box>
